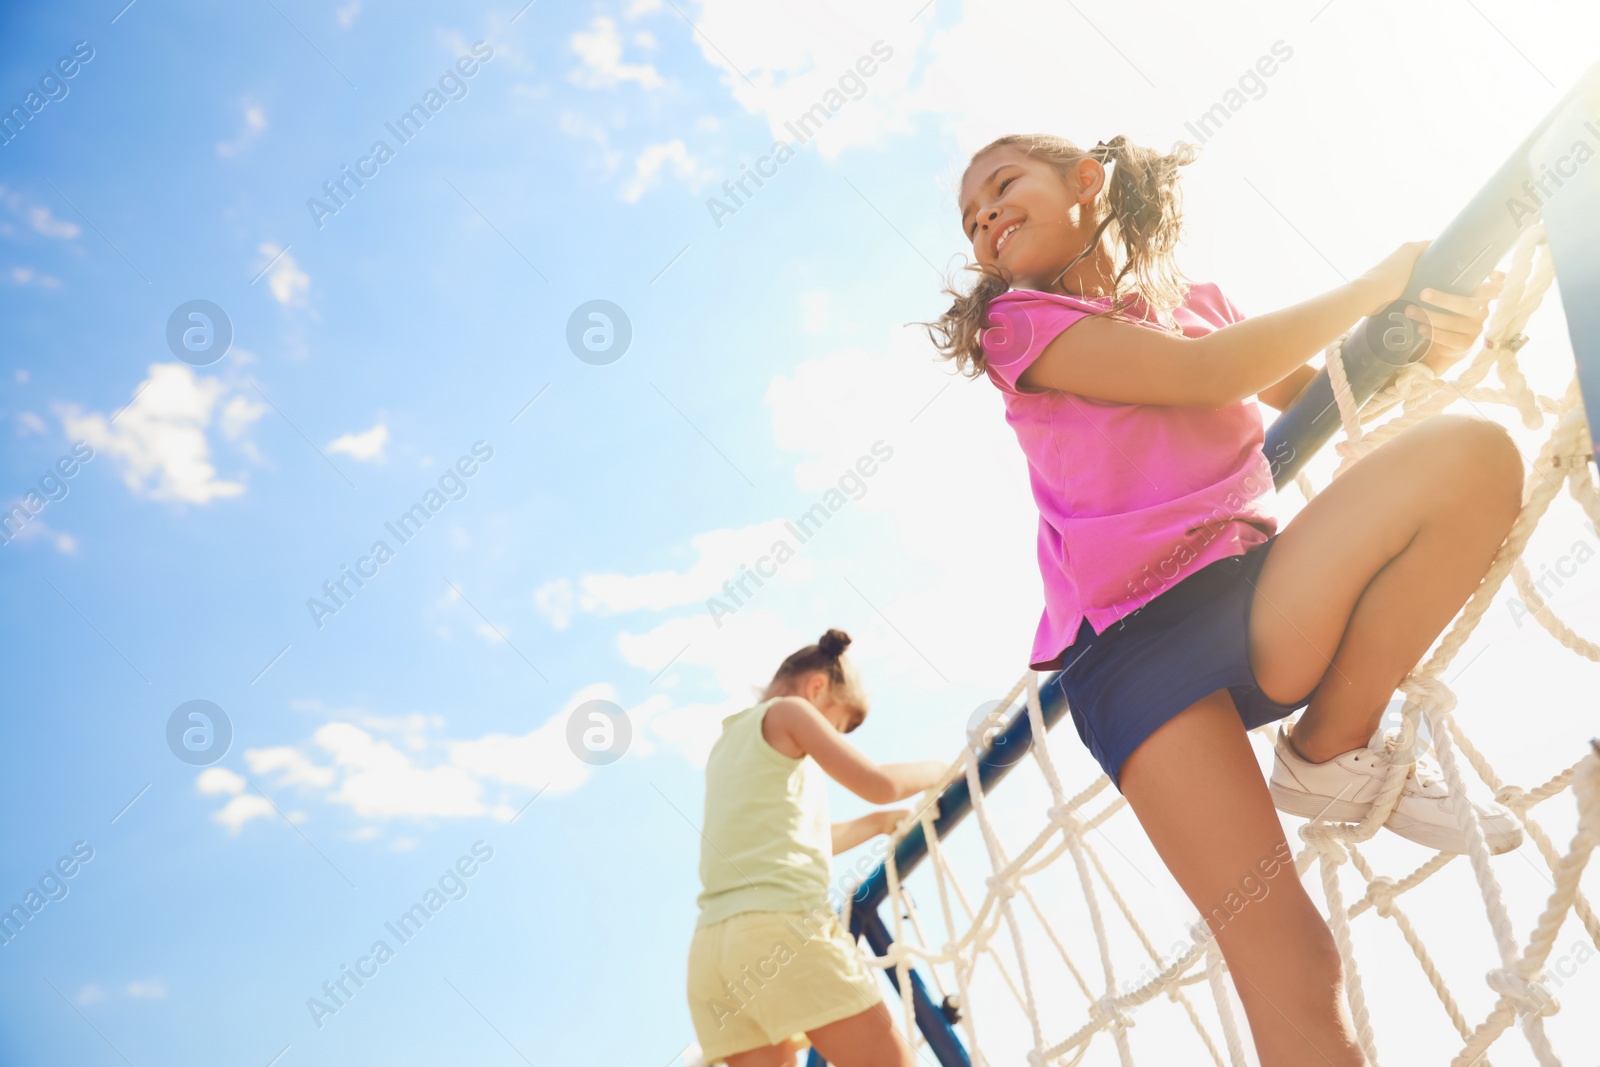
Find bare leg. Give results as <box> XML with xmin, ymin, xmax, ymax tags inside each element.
<box><xmin>1121</xmin><ymin>693</ymin><xmax>1361</xmax><ymax>1066</ymax></box>
<box><xmin>1119</xmin><ymin>417</ymin><xmax>1521</xmax><ymax>1064</ymax></box>
<box><xmin>1249</xmin><ymin>415</ymin><xmax>1523</xmax><ymax>760</ymax></box>
<box><xmin>805</xmin><ymin>1002</ymin><xmax>915</xmax><ymax>1067</ymax></box>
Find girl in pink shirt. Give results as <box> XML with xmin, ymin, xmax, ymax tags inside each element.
<box><xmin>929</xmin><ymin>134</ymin><xmax>1521</xmax><ymax>1066</ymax></box>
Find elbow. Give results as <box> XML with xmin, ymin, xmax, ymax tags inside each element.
<box><xmin>865</xmin><ymin>775</ymin><xmax>896</xmax><ymax>806</ymax></box>
<box><xmin>1210</xmin><ymin>384</ymin><xmax>1253</xmax><ymax>408</ymax></box>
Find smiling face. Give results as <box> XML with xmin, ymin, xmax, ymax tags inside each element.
<box><xmin>958</xmin><ymin>143</ymin><xmax>1107</xmax><ymax>293</ymax></box>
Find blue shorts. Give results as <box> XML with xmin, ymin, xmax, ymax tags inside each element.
<box><xmin>1047</xmin><ymin>536</ymin><xmax>1310</xmax><ymax>790</ymax></box>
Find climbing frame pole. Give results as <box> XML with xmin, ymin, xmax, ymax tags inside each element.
<box><xmin>1534</xmin><ymin>85</ymin><xmax>1600</xmax><ymax>466</ymax></box>
<box><xmin>1267</xmin><ymin>59</ymin><xmax>1600</xmax><ymax>487</ymax></box>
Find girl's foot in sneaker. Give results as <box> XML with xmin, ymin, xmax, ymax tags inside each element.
<box><xmin>1269</xmin><ymin>724</ymin><xmax>1521</xmax><ymax>854</ymax></box>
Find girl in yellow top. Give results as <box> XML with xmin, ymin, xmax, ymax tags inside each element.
<box><xmin>687</xmin><ymin>629</ymin><xmax>947</xmax><ymax>1067</ymax></box>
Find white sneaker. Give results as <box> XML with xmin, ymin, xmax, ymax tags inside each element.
<box><xmin>1269</xmin><ymin>724</ymin><xmax>1522</xmax><ymax>854</ymax></box>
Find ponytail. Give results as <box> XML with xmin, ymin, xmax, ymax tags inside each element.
<box><xmin>771</xmin><ymin>628</ymin><xmax>852</xmax><ymax>691</ymax></box>
<box><xmin>1087</xmin><ymin>134</ymin><xmax>1196</xmax><ymax>328</ymax></box>
<box><xmin>925</xmin><ymin>133</ymin><xmax>1198</xmax><ymax>377</ymax></box>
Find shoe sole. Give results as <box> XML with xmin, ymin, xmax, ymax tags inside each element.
<box><xmin>1269</xmin><ymin>781</ymin><xmax>1522</xmax><ymax>855</ymax></box>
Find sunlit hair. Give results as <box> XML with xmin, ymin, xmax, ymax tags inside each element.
<box><xmin>925</xmin><ymin>133</ymin><xmax>1199</xmax><ymax>377</ymax></box>
<box><xmin>770</xmin><ymin>628</ymin><xmax>866</xmax><ymax>731</ymax></box>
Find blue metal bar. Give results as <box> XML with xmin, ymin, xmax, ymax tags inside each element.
<box><xmin>1536</xmin><ymin>90</ymin><xmax>1600</xmax><ymax>467</ymax></box>
<box><xmin>801</xmin><ymin>909</ymin><xmax>968</xmax><ymax>1066</ymax></box>
<box><xmin>1266</xmin><ymin>60</ymin><xmax>1600</xmax><ymax>489</ymax></box>
<box><xmin>857</xmin><ymin>907</ymin><xmax>971</xmax><ymax>1066</ymax></box>
<box><xmin>852</xmin><ymin>673</ymin><xmax>1065</xmax><ymax>916</ymax></box>
<box><xmin>825</xmin><ymin>675</ymin><xmax>1069</xmax><ymax>1067</ymax></box>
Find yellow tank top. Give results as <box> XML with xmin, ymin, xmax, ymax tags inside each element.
<box><xmin>695</xmin><ymin>699</ymin><xmax>832</xmax><ymax>927</ymax></box>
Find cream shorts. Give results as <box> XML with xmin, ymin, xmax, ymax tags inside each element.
<box><xmin>686</xmin><ymin>908</ymin><xmax>883</xmax><ymax>1063</ymax></box>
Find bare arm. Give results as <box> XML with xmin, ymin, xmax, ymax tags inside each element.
<box><xmin>767</xmin><ymin>697</ymin><xmax>947</xmax><ymax>805</ymax></box>
<box><xmin>831</xmin><ymin>810</ymin><xmax>905</xmax><ymax>855</ymax></box>
<box><xmin>1016</xmin><ymin>242</ymin><xmax>1432</xmax><ymax>407</ymax></box>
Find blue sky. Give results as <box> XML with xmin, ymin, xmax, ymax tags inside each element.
<box><xmin>2</xmin><ymin>1</ymin><xmax>1598</xmax><ymax>1064</ymax></box>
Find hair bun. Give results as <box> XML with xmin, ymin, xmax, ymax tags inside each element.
<box><xmin>817</xmin><ymin>628</ymin><xmax>852</xmax><ymax>658</ymax></box>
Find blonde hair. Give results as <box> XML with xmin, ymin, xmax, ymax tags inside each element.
<box><xmin>925</xmin><ymin>134</ymin><xmax>1199</xmax><ymax>377</ymax></box>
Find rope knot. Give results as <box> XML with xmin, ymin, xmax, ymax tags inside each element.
<box><xmin>1393</xmin><ymin>361</ymin><xmax>1438</xmax><ymax>409</ymax></box>
<box><xmin>985</xmin><ymin>874</ymin><xmax>1018</xmax><ymax>902</ymax></box>
<box><xmin>879</xmin><ymin>943</ymin><xmax>908</xmax><ymax>970</ymax></box>
<box><xmin>1092</xmin><ymin>994</ymin><xmax>1136</xmax><ymax>1030</ymax></box>
<box><xmin>1367</xmin><ymin>876</ymin><xmax>1400</xmax><ymax>918</ymax></box>
<box><xmin>1485</xmin><ymin>968</ymin><xmax>1559</xmax><ymax>1017</ymax></box>
<box><xmin>1299</xmin><ymin>822</ymin><xmax>1349</xmax><ymax>862</ymax></box>
<box><xmin>1047</xmin><ymin>803</ymin><xmax>1085</xmax><ymax>841</ymax></box>
<box><xmin>1496</xmin><ymin>785</ymin><xmax>1529</xmax><ymax>811</ymax></box>
<box><xmin>1400</xmin><ymin>675</ymin><xmax>1455</xmax><ymax>716</ymax></box>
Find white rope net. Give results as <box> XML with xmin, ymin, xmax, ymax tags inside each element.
<box><xmin>849</xmin><ymin>224</ymin><xmax>1600</xmax><ymax>1067</ymax></box>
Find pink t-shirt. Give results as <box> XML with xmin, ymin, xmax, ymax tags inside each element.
<box><xmin>982</xmin><ymin>282</ymin><xmax>1281</xmax><ymax>671</ymax></box>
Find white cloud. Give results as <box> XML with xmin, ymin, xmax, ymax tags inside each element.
<box><xmin>8</xmin><ymin>266</ymin><xmax>61</xmax><ymax>288</ymax></box>
<box><xmin>326</xmin><ymin>422</ymin><xmax>388</xmax><ymax>462</ymax></box>
<box><xmin>625</xmin><ymin>0</ymin><xmax>662</xmax><ymax>15</ymax></box>
<box><xmin>683</xmin><ymin>1</ymin><xmax>923</xmax><ymax>160</ymax></box>
<box><xmin>315</xmin><ymin>721</ymin><xmax>488</xmax><ymax>820</ymax></box>
<box><xmin>257</xmin><ymin>244</ymin><xmax>309</xmax><ymax>307</ymax></box>
<box><xmin>197</xmin><ymin>764</ymin><xmax>274</xmax><ymax>833</ymax></box>
<box><xmin>0</xmin><ymin>508</ymin><xmax>76</xmax><ymax>553</ymax></box>
<box><xmin>57</xmin><ymin>363</ymin><xmax>253</xmax><ymax>504</ymax></box>
<box><xmin>197</xmin><ymin>686</ymin><xmax>655</xmax><ymax>829</ymax></box>
<box><xmin>801</xmin><ymin>292</ymin><xmax>830</xmax><ymax>333</ymax></box>
<box><xmin>621</xmin><ymin>140</ymin><xmax>707</xmax><ymax>202</ymax></box>
<box><xmin>758</xmin><ymin>327</ymin><xmax>1044</xmax><ymax>687</ymax></box>
<box><xmin>125</xmin><ymin>979</ymin><xmax>167</xmax><ymax>999</ymax></box>
<box><xmin>569</xmin><ymin>16</ymin><xmax>665</xmax><ymax>91</ymax></box>
<box><xmin>245</xmin><ymin>747</ymin><xmax>336</xmax><ymax>788</ymax></box>
<box><xmin>27</xmin><ymin>205</ymin><xmax>79</xmax><ymax>240</ymax></box>
<box><xmin>539</xmin><ymin>322</ymin><xmax>1043</xmax><ymax>704</ymax></box>
<box><xmin>557</xmin><ymin>111</ymin><xmax>624</xmax><ymax>175</ymax></box>
<box><xmin>564</xmin><ymin>519</ymin><xmax>816</xmax><ymax>617</ymax></box>
<box><xmin>450</xmin><ymin>686</ymin><xmax>608</xmax><ymax>795</ymax></box>
<box><xmin>219</xmin><ymin>394</ymin><xmax>268</xmax><ymax>442</ymax></box>
<box><xmin>196</xmin><ymin>767</ymin><xmax>245</xmax><ymax>795</ymax></box>
<box><xmin>336</xmin><ymin>0</ymin><xmax>360</xmax><ymax>28</ymax></box>
<box><xmin>15</xmin><ymin>411</ymin><xmax>46</xmax><ymax>435</ymax></box>
<box><xmin>644</xmin><ymin>698</ymin><xmax>740</xmax><ymax>769</ymax></box>
<box><xmin>533</xmin><ymin>577</ymin><xmax>575</xmax><ymax>629</ymax></box>
<box><xmin>216</xmin><ymin>103</ymin><xmax>267</xmax><ymax>158</ymax></box>
<box><xmin>617</xmin><ymin>608</ymin><xmax>810</xmax><ymax>719</ymax></box>
<box><xmin>214</xmin><ymin>794</ymin><xmax>274</xmax><ymax>834</ymax></box>
<box><xmin>73</xmin><ymin>980</ymin><xmax>167</xmax><ymax>1005</ymax></box>
<box><xmin>0</xmin><ymin>186</ymin><xmax>80</xmax><ymax>240</ymax></box>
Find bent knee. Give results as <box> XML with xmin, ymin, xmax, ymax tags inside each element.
<box><xmin>1417</xmin><ymin>415</ymin><xmax>1523</xmax><ymax>516</ymax></box>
